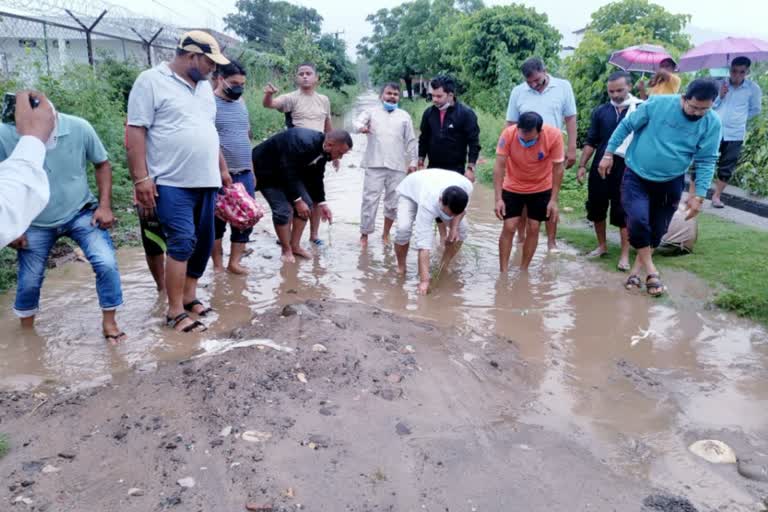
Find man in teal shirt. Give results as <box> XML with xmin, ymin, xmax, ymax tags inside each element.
<box><xmin>599</xmin><ymin>79</ymin><xmax>721</xmax><ymax>297</ymax></box>
<box><xmin>0</xmin><ymin>112</ymin><xmax>126</xmax><ymax>343</ymax></box>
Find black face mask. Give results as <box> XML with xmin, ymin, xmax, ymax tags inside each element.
<box><xmin>224</xmin><ymin>85</ymin><xmax>244</xmax><ymax>101</ymax></box>
<box><xmin>682</xmin><ymin>108</ymin><xmax>704</xmax><ymax>122</ymax></box>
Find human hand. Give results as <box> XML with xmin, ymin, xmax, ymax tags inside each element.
<box><xmin>407</xmin><ymin>166</ymin><xmax>417</xmax><ymax>174</ymax></box>
<box><xmin>720</xmin><ymin>82</ymin><xmax>729</xmax><ymax>99</ymax></box>
<box><xmin>495</xmin><ymin>199</ymin><xmax>506</xmax><ymax>221</ymax></box>
<box><xmin>15</xmin><ymin>91</ymin><xmax>55</xmax><ymax>143</ymax></box>
<box><xmin>417</xmin><ymin>280</ymin><xmax>430</xmax><ymax>295</ymax></box>
<box><xmin>264</xmin><ymin>83</ymin><xmax>278</xmax><ymax>95</ymax></box>
<box><xmin>685</xmin><ymin>195</ymin><xmax>704</xmax><ymax>220</ymax></box>
<box><xmin>445</xmin><ymin>228</ymin><xmax>460</xmax><ymax>244</ymax></box>
<box><xmin>9</xmin><ymin>234</ymin><xmax>28</xmax><ymax>250</ymax></box>
<box><xmin>546</xmin><ymin>200</ymin><xmax>559</xmax><ymax>223</ymax></box>
<box><xmin>92</xmin><ymin>206</ymin><xmax>115</xmax><ymax>229</ymax></box>
<box><xmin>295</xmin><ymin>199</ymin><xmax>310</xmax><ymax>220</ymax></box>
<box><xmin>597</xmin><ymin>155</ymin><xmax>613</xmax><ymax>179</ymax></box>
<box><xmin>221</xmin><ymin>169</ymin><xmax>233</xmax><ymax>188</ymax></box>
<box><xmin>465</xmin><ymin>168</ymin><xmax>476</xmax><ymax>183</ymax></box>
<box><xmin>135</xmin><ymin>179</ymin><xmax>158</xmax><ymax>218</ymax></box>
<box><xmin>566</xmin><ymin>148</ymin><xmax>577</xmax><ymax>169</ymax></box>
<box><xmin>319</xmin><ymin>203</ymin><xmax>333</xmax><ymax>224</ymax></box>
<box><xmin>577</xmin><ymin>166</ymin><xmax>587</xmax><ymax>184</ymax></box>
<box><xmin>417</xmin><ymin>160</ymin><xmax>425</xmax><ymax>170</ymax></box>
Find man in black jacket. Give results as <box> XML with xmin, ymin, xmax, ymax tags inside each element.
<box><xmin>418</xmin><ymin>75</ymin><xmax>481</xmax><ymax>182</ymax></box>
<box><xmin>253</xmin><ymin>127</ymin><xmax>352</xmax><ymax>263</ymax></box>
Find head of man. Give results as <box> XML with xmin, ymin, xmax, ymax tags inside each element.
<box><xmin>296</xmin><ymin>63</ymin><xmax>319</xmax><ymax>91</ymax></box>
<box><xmin>681</xmin><ymin>78</ymin><xmax>719</xmax><ymax>122</ymax></box>
<box><xmin>521</xmin><ymin>57</ymin><xmax>548</xmax><ymax>93</ymax></box>
<box><xmin>215</xmin><ymin>60</ymin><xmax>247</xmax><ymax>101</ymax></box>
<box><xmin>659</xmin><ymin>58</ymin><xmax>677</xmax><ymax>73</ymax></box>
<box><xmin>440</xmin><ymin>186</ymin><xmax>469</xmax><ymax>218</ymax></box>
<box><xmin>729</xmin><ymin>56</ymin><xmax>751</xmax><ymax>86</ymax></box>
<box><xmin>430</xmin><ymin>75</ymin><xmax>457</xmax><ymax>110</ymax></box>
<box><xmin>517</xmin><ymin>111</ymin><xmax>543</xmax><ymax>147</ymax></box>
<box><xmin>323</xmin><ymin>129</ymin><xmax>353</xmax><ymax>161</ymax></box>
<box><xmin>607</xmin><ymin>71</ymin><xmax>632</xmax><ymax>106</ymax></box>
<box><xmin>380</xmin><ymin>82</ymin><xmax>401</xmax><ymax>110</ymax></box>
<box><xmin>175</xmin><ymin>31</ymin><xmax>229</xmax><ymax>83</ymax></box>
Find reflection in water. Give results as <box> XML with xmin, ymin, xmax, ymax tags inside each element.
<box><xmin>0</xmin><ymin>94</ymin><xmax>766</xmax><ymax>509</ymax></box>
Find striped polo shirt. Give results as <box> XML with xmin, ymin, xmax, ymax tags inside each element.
<box><xmin>215</xmin><ymin>95</ymin><xmax>253</xmax><ymax>172</ymax></box>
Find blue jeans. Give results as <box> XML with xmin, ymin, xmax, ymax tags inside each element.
<box><xmin>622</xmin><ymin>168</ymin><xmax>684</xmax><ymax>249</ymax></box>
<box><xmin>215</xmin><ymin>170</ymin><xmax>255</xmax><ymax>243</ymax></box>
<box><xmin>14</xmin><ymin>207</ymin><xmax>123</xmax><ymax>317</ymax></box>
<box><xmin>155</xmin><ymin>185</ymin><xmax>217</xmax><ymax>279</ymax></box>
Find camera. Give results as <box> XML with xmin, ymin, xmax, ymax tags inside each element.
<box><xmin>1</xmin><ymin>93</ymin><xmax>41</xmax><ymax>124</ymax></box>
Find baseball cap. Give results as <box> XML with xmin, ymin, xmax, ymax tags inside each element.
<box><xmin>177</xmin><ymin>30</ymin><xmax>230</xmax><ymax>65</ymax></box>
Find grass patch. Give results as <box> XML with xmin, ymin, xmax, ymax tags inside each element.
<box><xmin>0</xmin><ymin>433</ymin><xmax>8</xmax><ymax>459</ymax></box>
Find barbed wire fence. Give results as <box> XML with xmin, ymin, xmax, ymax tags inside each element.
<box><xmin>0</xmin><ymin>0</ymin><xmax>188</xmax><ymax>82</ymax></box>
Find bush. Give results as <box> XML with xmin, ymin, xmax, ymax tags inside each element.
<box><xmin>733</xmin><ymin>72</ymin><xmax>768</xmax><ymax>196</ymax></box>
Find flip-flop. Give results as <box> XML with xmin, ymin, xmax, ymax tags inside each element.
<box><xmin>617</xmin><ymin>262</ymin><xmax>631</xmax><ymax>272</ymax></box>
<box><xmin>183</xmin><ymin>299</ymin><xmax>213</xmax><ymax>317</ymax></box>
<box><xmin>587</xmin><ymin>248</ymin><xmax>608</xmax><ymax>258</ymax></box>
<box><xmin>104</xmin><ymin>331</ymin><xmax>127</xmax><ymax>344</ymax></box>
<box><xmin>712</xmin><ymin>199</ymin><xmax>725</xmax><ymax>209</ymax></box>
<box><xmin>166</xmin><ymin>312</ymin><xmax>207</xmax><ymax>333</ymax></box>
<box><xmin>310</xmin><ymin>239</ymin><xmax>325</xmax><ymax>247</ymax></box>
<box><xmin>625</xmin><ymin>274</ymin><xmax>642</xmax><ymax>290</ymax></box>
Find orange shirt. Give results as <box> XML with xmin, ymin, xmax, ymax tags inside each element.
<box><xmin>496</xmin><ymin>124</ymin><xmax>564</xmax><ymax>194</ymax></box>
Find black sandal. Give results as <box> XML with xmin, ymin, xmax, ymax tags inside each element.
<box><xmin>104</xmin><ymin>332</ymin><xmax>127</xmax><ymax>343</ymax></box>
<box><xmin>183</xmin><ymin>299</ymin><xmax>213</xmax><ymax>317</ymax></box>
<box><xmin>645</xmin><ymin>273</ymin><xmax>666</xmax><ymax>297</ymax></box>
<box><xmin>166</xmin><ymin>312</ymin><xmax>207</xmax><ymax>333</ymax></box>
<box><xmin>625</xmin><ymin>274</ymin><xmax>642</xmax><ymax>290</ymax></box>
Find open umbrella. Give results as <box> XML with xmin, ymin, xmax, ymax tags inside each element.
<box><xmin>678</xmin><ymin>37</ymin><xmax>768</xmax><ymax>72</ymax></box>
<box><xmin>609</xmin><ymin>44</ymin><xmax>674</xmax><ymax>73</ymax></box>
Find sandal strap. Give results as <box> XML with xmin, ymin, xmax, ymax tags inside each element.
<box><xmin>182</xmin><ymin>320</ymin><xmax>207</xmax><ymax>333</ymax></box>
<box><xmin>183</xmin><ymin>300</ymin><xmax>203</xmax><ymax>312</ymax></box>
<box><xmin>167</xmin><ymin>312</ymin><xmax>190</xmax><ymax>328</ymax></box>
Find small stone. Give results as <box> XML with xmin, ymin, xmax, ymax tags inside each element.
<box><xmin>14</xmin><ymin>496</ymin><xmax>34</xmax><ymax>505</ymax></box>
<box><xmin>401</xmin><ymin>345</ymin><xmax>415</xmax><ymax>354</ymax></box>
<box><xmin>246</xmin><ymin>504</ymin><xmax>273</xmax><ymax>511</ymax></box>
<box><xmin>282</xmin><ymin>488</ymin><xmax>295</xmax><ymax>499</ymax></box>
<box><xmin>319</xmin><ymin>407</ymin><xmax>335</xmax><ymax>416</ymax></box>
<box><xmin>386</xmin><ymin>373</ymin><xmax>403</xmax><ymax>384</ymax></box>
<box><xmin>128</xmin><ymin>488</ymin><xmax>145</xmax><ymax>497</ymax></box>
<box><xmin>20</xmin><ymin>480</ymin><xmax>35</xmax><ymax>488</ymax></box>
<box><xmin>41</xmin><ymin>465</ymin><xmax>60</xmax><ymax>474</ymax></box>
<box><xmin>489</xmin><ymin>360</ymin><xmax>499</xmax><ymax>369</ymax></box>
<box><xmin>395</xmin><ymin>422</ymin><xmax>412</xmax><ymax>436</ymax></box>
<box><xmin>296</xmin><ymin>372</ymin><xmax>308</xmax><ymax>384</ymax></box>
<box><xmin>164</xmin><ymin>496</ymin><xmax>182</xmax><ymax>506</ymax></box>
<box><xmin>380</xmin><ymin>388</ymin><xmax>402</xmax><ymax>401</ymax></box>
<box><xmin>220</xmin><ymin>426</ymin><xmax>233</xmax><ymax>437</ymax></box>
<box><xmin>241</xmin><ymin>431</ymin><xmax>272</xmax><ymax>443</ymax></box>
<box><xmin>311</xmin><ymin>344</ymin><xmax>327</xmax><ymax>353</ymax></box>
<box><xmin>688</xmin><ymin>440</ymin><xmax>737</xmax><ymax>464</ymax></box>
<box><xmin>177</xmin><ymin>477</ymin><xmax>195</xmax><ymax>488</ymax></box>
<box><xmin>308</xmin><ymin>435</ymin><xmax>330</xmax><ymax>448</ymax></box>
<box><xmin>58</xmin><ymin>451</ymin><xmax>76</xmax><ymax>460</ymax></box>
<box><xmin>165</xmin><ymin>443</ymin><xmax>178</xmax><ymax>450</ymax></box>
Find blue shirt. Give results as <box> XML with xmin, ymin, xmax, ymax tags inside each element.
<box><xmin>714</xmin><ymin>79</ymin><xmax>762</xmax><ymax>141</ymax></box>
<box><xmin>0</xmin><ymin>113</ymin><xmax>108</xmax><ymax>228</ymax></box>
<box><xmin>505</xmin><ymin>75</ymin><xmax>577</xmax><ymax>129</ymax></box>
<box><xmin>215</xmin><ymin>96</ymin><xmax>253</xmax><ymax>172</ymax></box>
<box><xmin>607</xmin><ymin>95</ymin><xmax>721</xmax><ymax>197</ymax></box>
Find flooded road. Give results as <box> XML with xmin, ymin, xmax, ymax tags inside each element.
<box><xmin>1</xmin><ymin>93</ymin><xmax>767</xmax><ymax>509</ymax></box>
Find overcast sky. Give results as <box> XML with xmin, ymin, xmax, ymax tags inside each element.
<box><xmin>107</xmin><ymin>0</ymin><xmax>767</xmax><ymax>55</ymax></box>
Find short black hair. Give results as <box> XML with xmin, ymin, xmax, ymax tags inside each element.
<box><xmin>430</xmin><ymin>75</ymin><xmax>457</xmax><ymax>95</ymax></box>
<box><xmin>521</xmin><ymin>57</ymin><xmax>545</xmax><ymax>78</ymax></box>
<box><xmin>176</xmin><ymin>48</ymin><xmax>190</xmax><ymax>57</ymax></box>
<box><xmin>684</xmin><ymin>78</ymin><xmax>719</xmax><ymax>102</ymax></box>
<box><xmin>297</xmin><ymin>62</ymin><xmax>317</xmax><ymax>73</ymax></box>
<box><xmin>326</xmin><ymin>129</ymin><xmax>353</xmax><ymax>149</ymax></box>
<box><xmin>607</xmin><ymin>70</ymin><xmax>632</xmax><ymax>85</ymax></box>
<box><xmin>732</xmin><ymin>56</ymin><xmax>752</xmax><ymax>68</ymax></box>
<box><xmin>216</xmin><ymin>59</ymin><xmax>246</xmax><ymax>78</ymax></box>
<box><xmin>660</xmin><ymin>57</ymin><xmax>677</xmax><ymax>69</ymax></box>
<box><xmin>441</xmin><ymin>186</ymin><xmax>469</xmax><ymax>215</ymax></box>
<box><xmin>380</xmin><ymin>82</ymin><xmax>401</xmax><ymax>94</ymax></box>
<box><xmin>518</xmin><ymin>111</ymin><xmax>543</xmax><ymax>132</ymax></box>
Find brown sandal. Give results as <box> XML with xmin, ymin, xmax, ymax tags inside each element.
<box><xmin>645</xmin><ymin>273</ymin><xmax>666</xmax><ymax>297</ymax></box>
<box><xmin>625</xmin><ymin>274</ymin><xmax>642</xmax><ymax>290</ymax></box>
<box><xmin>166</xmin><ymin>312</ymin><xmax>207</xmax><ymax>333</ymax></box>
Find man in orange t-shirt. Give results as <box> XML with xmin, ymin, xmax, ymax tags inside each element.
<box><xmin>493</xmin><ymin>111</ymin><xmax>564</xmax><ymax>272</ymax></box>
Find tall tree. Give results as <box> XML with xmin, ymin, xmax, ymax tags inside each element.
<box><xmin>224</xmin><ymin>0</ymin><xmax>323</xmax><ymax>52</ymax></box>
<box><xmin>318</xmin><ymin>34</ymin><xmax>357</xmax><ymax>90</ymax></box>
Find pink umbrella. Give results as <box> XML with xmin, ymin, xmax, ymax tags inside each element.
<box><xmin>609</xmin><ymin>44</ymin><xmax>674</xmax><ymax>73</ymax></box>
<box><xmin>678</xmin><ymin>37</ymin><xmax>768</xmax><ymax>72</ymax></box>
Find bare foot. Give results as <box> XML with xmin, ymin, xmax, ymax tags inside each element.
<box><xmin>396</xmin><ymin>265</ymin><xmax>406</xmax><ymax>276</ymax></box>
<box><xmin>547</xmin><ymin>242</ymin><xmax>560</xmax><ymax>253</ymax></box>
<box><xmin>382</xmin><ymin>233</ymin><xmax>391</xmax><ymax>245</ymax></box>
<box><xmin>360</xmin><ymin>234</ymin><xmax>368</xmax><ymax>247</ymax></box>
<box><xmin>213</xmin><ymin>264</ymin><xmax>226</xmax><ymax>273</ymax></box>
<box><xmin>227</xmin><ymin>262</ymin><xmax>249</xmax><ymax>275</ymax></box>
<box><xmin>292</xmin><ymin>246</ymin><xmax>312</xmax><ymax>259</ymax></box>
<box><xmin>281</xmin><ymin>252</ymin><xmax>296</xmax><ymax>264</ymax></box>
<box><xmin>103</xmin><ymin>320</ymin><xmax>127</xmax><ymax>344</ymax></box>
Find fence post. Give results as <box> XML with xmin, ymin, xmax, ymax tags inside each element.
<box><xmin>42</xmin><ymin>21</ymin><xmax>51</xmax><ymax>75</ymax></box>
<box><xmin>65</xmin><ymin>9</ymin><xmax>107</xmax><ymax>68</ymax></box>
<box><xmin>131</xmin><ymin>27</ymin><xmax>163</xmax><ymax>67</ymax></box>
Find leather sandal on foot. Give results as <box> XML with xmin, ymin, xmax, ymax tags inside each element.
<box><xmin>625</xmin><ymin>274</ymin><xmax>642</xmax><ymax>290</ymax></box>
<box><xmin>184</xmin><ymin>299</ymin><xmax>213</xmax><ymax>317</ymax></box>
<box><xmin>645</xmin><ymin>273</ymin><xmax>666</xmax><ymax>297</ymax></box>
<box><xmin>166</xmin><ymin>312</ymin><xmax>207</xmax><ymax>333</ymax></box>
<box><xmin>617</xmin><ymin>262</ymin><xmax>631</xmax><ymax>272</ymax></box>
<box><xmin>104</xmin><ymin>332</ymin><xmax>127</xmax><ymax>343</ymax></box>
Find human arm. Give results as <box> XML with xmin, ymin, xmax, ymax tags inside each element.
<box><xmin>505</xmin><ymin>88</ymin><xmax>520</xmax><ymax>126</ymax></box>
<box><xmin>604</xmin><ymin>100</ymin><xmax>652</xmax><ymax>158</ymax></box>
<box><xmin>493</xmin><ymin>155</ymin><xmax>507</xmax><ymax>220</ymax></box>
<box><xmin>417</xmin><ymin>249</ymin><xmax>431</xmax><ymax>295</ymax></box>
<box><xmin>418</xmin><ymin>110</ymin><xmax>430</xmax><ymax>169</ymax></box>
<box><xmin>262</xmin><ymin>83</ymin><xmax>280</xmax><ymax>109</ymax></box>
<box><xmin>352</xmin><ymin>109</ymin><xmax>372</xmax><ymax>134</ymax></box>
<box><xmin>577</xmin><ymin>145</ymin><xmax>595</xmax><ymax>184</ymax></box>
<box><xmin>405</xmin><ymin>118</ymin><xmax>418</xmax><ymax>172</ymax></box>
<box><xmin>126</xmin><ymin>75</ymin><xmax>158</xmax><ymax>215</ymax></box>
<box><xmin>446</xmin><ymin>211</ymin><xmax>465</xmax><ymax>243</ymax></box>
<box><xmin>465</xmin><ymin>108</ymin><xmax>481</xmax><ymax>181</ymax></box>
<box><xmin>82</xmin><ymin>120</ymin><xmax>114</xmax><ymax>228</ymax></box>
<box><xmin>219</xmin><ymin>149</ymin><xmax>232</xmax><ymax>187</ymax></box>
<box><xmin>547</xmin><ymin>161</ymin><xmax>564</xmax><ymax>223</ymax></box>
<box><xmin>563</xmin><ymin>82</ymin><xmax>578</xmax><ymax>168</ymax></box>
<box><xmin>748</xmin><ymin>83</ymin><xmax>762</xmax><ymax>120</ymax></box>
<box><xmin>691</xmin><ymin>117</ymin><xmax>722</xmax><ymax>199</ymax></box>
<box><xmin>578</xmin><ymin>107</ymin><xmax>601</xmax><ymax>182</ymax></box>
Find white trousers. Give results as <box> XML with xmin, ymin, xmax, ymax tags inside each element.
<box><xmin>360</xmin><ymin>167</ymin><xmax>405</xmax><ymax>235</ymax></box>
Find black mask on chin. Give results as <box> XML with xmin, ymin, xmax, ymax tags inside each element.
<box><xmin>682</xmin><ymin>108</ymin><xmax>704</xmax><ymax>122</ymax></box>
<box><xmin>224</xmin><ymin>85</ymin><xmax>244</xmax><ymax>100</ymax></box>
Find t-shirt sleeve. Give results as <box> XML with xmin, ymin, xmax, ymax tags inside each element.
<box><xmin>82</xmin><ymin>120</ymin><xmax>109</xmax><ymax>165</ymax></box>
<box><xmin>272</xmin><ymin>93</ymin><xmax>294</xmax><ymax>113</ymax></box>
<box><xmin>126</xmin><ymin>74</ymin><xmax>155</xmax><ymax>128</ymax></box>
<box><xmin>505</xmin><ymin>89</ymin><xmax>520</xmax><ymax>123</ymax></box>
<box><xmin>550</xmin><ymin>130</ymin><xmax>565</xmax><ymax>162</ymax></box>
<box><xmin>496</xmin><ymin>127</ymin><xmax>513</xmax><ymax>157</ymax></box>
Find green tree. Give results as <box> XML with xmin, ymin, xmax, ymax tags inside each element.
<box><xmin>318</xmin><ymin>35</ymin><xmax>357</xmax><ymax>90</ymax></box>
<box><xmin>588</xmin><ymin>0</ymin><xmax>690</xmax><ymax>50</ymax></box>
<box><xmin>224</xmin><ymin>0</ymin><xmax>323</xmax><ymax>52</ymax></box>
<box><xmin>283</xmin><ymin>31</ymin><xmax>330</xmax><ymax>78</ymax></box>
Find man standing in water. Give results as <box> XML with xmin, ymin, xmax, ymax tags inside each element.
<box><xmin>394</xmin><ymin>168</ymin><xmax>473</xmax><ymax>295</ymax></box>
<box><xmin>252</xmin><ymin>128</ymin><xmax>352</xmax><ymax>263</ymax></box>
<box><xmin>494</xmin><ymin>112</ymin><xmax>564</xmax><ymax>272</ymax></box>
<box><xmin>263</xmin><ymin>63</ymin><xmax>333</xmax><ymax>246</ymax></box>
<box><xmin>577</xmin><ymin>71</ymin><xmax>642</xmax><ymax>271</ymax></box>
<box><xmin>353</xmin><ymin>82</ymin><xmax>418</xmax><ymax>247</ymax></box>
<box><xmin>599</xmin><ymin>79</ymin><xmax>721</xmax><ymax>297</ymax></box>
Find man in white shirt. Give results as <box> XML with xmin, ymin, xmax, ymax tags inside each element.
<box><xmin>353</xmin><ymin>82</ymin><xmax>418</xmax><ymax>247</ymax></box>
<box><xmin>0</xmin><ymin>91</ymin><xmax>54</xmax><ymax>248</ymax></box>
<box><xmin>394</xmin><ymin>169</ymin><xmax>473</xmax><ymax>295</ymax></box>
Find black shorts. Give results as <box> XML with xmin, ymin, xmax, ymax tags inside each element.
<box><xmin>586</xmin><ymin>156</ymin><xmax>627</xmax><ymax>228</ymax></box>
<box><xmin>135</xmin><ymin>205</ymin><xmax>166</xmax><ymax>257</ymax></box>
<box><xmin>502</xmin><ymin>189</ymin><xmax>552</xmax><ymax>222</ymax></box>
<box><xmin>716</xmin><ymin>140</ymin><xmax>743</xmax><ymax>182</ymax></box>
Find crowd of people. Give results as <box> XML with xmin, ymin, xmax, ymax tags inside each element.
<box><xmin>0</xmin><ymin>29</ymin><xmax>762</xmax><ymax>340</ymax></box>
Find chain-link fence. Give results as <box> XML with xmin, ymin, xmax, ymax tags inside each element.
<box><xmin>0</xmin><ymin>10</ymin><xmax>179</xmax><ymax>80</ymax></box>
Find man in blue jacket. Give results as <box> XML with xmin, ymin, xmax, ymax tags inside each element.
<box><xmin>598</xmin><ymin>79</ymin><xmax>721</xmax><ymax>297</ymax></box>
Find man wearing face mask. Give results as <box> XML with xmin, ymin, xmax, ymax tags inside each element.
<box><xmin>212</xmin><ymin>59</ymin><xmax>255</xmax><ymax>275</ymax></box>
<box><xmin>126</xmin><ymin>30</ymin><xmax>231</xmax><ymax>334</ymax></box>
<box><xmin>494</xmin><ymin>112</ymin><xmax>564</xmax><ymax>272</ymax></box>
<box><xmin>598</xmin><ymin>79</ymin><xmax>721</xmax><ymax>297</ymax></box>
<box><xmin>577</xmin><ymin>71</ymin><xmax>642</xmax><ymax>271</ymax></box>
<box><xmin>353</xmin><ymin>82</ymin><xmax>418</xmax><ymax>247</ymax></box>
<box><xmin>252</xmin><ymin>128</ymin><xmax>353</xmax><ymax>264</ymax></box>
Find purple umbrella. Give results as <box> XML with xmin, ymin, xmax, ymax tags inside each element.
<box><xmin>678</xmin><ymin>37</ymin><xmax>768</xmax><ymax>72</ymax></box>
<box><xmin>609</xmin><ymin>44</ymin><xmax>674</xmax><ymax>73</ymax></box>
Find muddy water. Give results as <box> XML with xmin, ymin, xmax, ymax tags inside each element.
<box><xmin>1</xmin><ymin>93</ymin><xmax>767</xmax><ymax>508</ymax></box>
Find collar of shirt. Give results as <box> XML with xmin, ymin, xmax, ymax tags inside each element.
<box><xmin>158</xmin><ymin>61</ymin><xmax>200</xmax><ymax>92</ymax></box>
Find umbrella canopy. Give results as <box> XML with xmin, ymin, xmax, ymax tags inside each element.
<box><xmin>609</xmin><ymin>44</ymin><xmax>674</xmax><ymax>73</ymax></box>
<box><xmin>678</xmin><ymin>37</ymin><xmax>768</xmax><ymax>72</ymax></box>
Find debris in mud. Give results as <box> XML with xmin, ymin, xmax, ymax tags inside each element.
<box><xmin>296</xmin><ymin>372</ymin><xmax>308</xmax><ymax>384</ymax></box>
<box><xmin>220</xmin><ymin>426</ymin><xmax>233</xmax><ymax>437</ymax></box>
<box><xmin>737</xmin><ymin>457</ymin><xmax>768</xmax><ymax>482</ymax></box>
<box><xmin>395</xmin><ymin>422</ymin><xmax>412</xmax><ymax>436</ymax></box>
<box><xmin>688</xmin><ymin>439</ymin><xmax>737</xmax><ymax>464</ymax></box>
<box><xmin>281</xmin><ymin>487</ymin><xmax>295</xmax><ymax>499</ymax></box>
<box><xmin>489</xmin><ymin>360</ymin><xmax>500</xmax><ymax>369</ymax></box>
<box><xmin>241</xmin><ymin>431</ymin><xmax>272</xmax><ymax>443</ymax></box>
<box><xmin>379</xmin><ymin>388</ymin><xmax>403</xmax><ymax>401</ymax></box>
<box><xmin>386</xmin><ymin>373</ymin><xmax>403</xmax><ymax>384</ymax></box>
<box><xmin>41</xmin><ymin>464</ymin><xmax>60</xmax><ymax>474</ymax></box>
<box><xmin>311</xmin><ymin>344</ymin><xmax>327</xmax><ymax>352</ymax></box>
<box><xmin>57</xmin><ymin>451</ymin><xmax>76</xmax><ymax>460</ymax></box>
<box><xmin>13</xmin><ymin>495</ymin><xmax>34</xmax><ymax>506</ymax></box>
<box><xmin>246</xmin><ymin>503</ymin><xmax>273</xmax><ymax>511</ymax></box>
<box><xmin>177</xmin><ymin>476</ymin><xmax>195</xmax><ymax>488</ymax></box>
<box><xmin>642</xmin><ymin>494</ymin><xmax>698</xmax><ymax>512</ymax></box>
<box><xmin>127</xmin><ymin>488</ymin><xmax>144</xmax><ymax>497</ymax></box>
<box><xmin>401</xmin><ymin>345</ymin><xmax>415</xmax><ymax>354</ymax></box>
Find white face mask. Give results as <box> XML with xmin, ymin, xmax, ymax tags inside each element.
<box><xmin>610</xmin><ymin>95</ymin><xmax>633</xmax><ymax>108</ymax></box>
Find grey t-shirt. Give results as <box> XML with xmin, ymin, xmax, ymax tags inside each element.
<box><xmin>127</xmin><ymin>62</ymin><xmax>221</xmax><ymax>188</ymax></box>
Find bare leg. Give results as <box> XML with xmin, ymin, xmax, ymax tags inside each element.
<box><xmin>546</xmin><ymin>218</ymin><xmax>558</xmax><ymax>251</ymax></box>
<box><xmin>360</xmin><ymin>233</ymin><xmax>369</xmax><ymax>247</ymax></box>
<box><xmin>395</xmin><ymin>242</ymin><xmax>409</xmax><ymax>276</ymax></box>
<box><xmin>146</xmin><ymin>254</ymin><xmax>165</xmax><ymax>292</ymax></box>
<box><xmin>593</xmin><ymin>220</ymin><xmax>608</xmax><ymax>254</ymax></box>
<box><xmin>309</xmin><ymin>205</ymin><xmax>322</xmax><ymax>242</ymax></box>
<box><xmin>521</xmin><ymin>219</ymin><xmax>541</xmax><ymax>270</ymax></box>
<box><xmin>711</xmin><ymin>179</ymin><xmax>727</xmax><ymax>205</ymax></box>
<box><xmin>499</xmin><ymin>217</ymin><xmax>519</xmax><ymax>273</ymax></box>
<box><xmin>275</xmin><ymin>223</ymin><xmax>295</xmax><ymax>263</ymax></box>
<box><xmin>227</xmin><ymin>242</ymin><xmax>248</xmax><ymax>274</ymax></box>
<box><xmin>182</xmin><ymin>276</ymin><xmax>206</xmax><ymax>313</ymax></box>
<box><xmin>165</xmin><ymin>256</ymin><xmax>199</xmax><ymax>331</ymax></box>
<box><xmin>20</xmin><ymin>316</ymin><xmax>35</xmax><ymax>329</ymax></box>
<box><xmin>102</xmin><ymin>310</ymin><xmax>126</xmax><ymax>343</ymax></box>
<box><xmin>516</xmin><ymin>208</ymin><xmax>527</xmax><ymax>244</ymax></box>
<box><xmin>619</xmin><ymin>227</ymin><xmax>631</xmax><ymax>269</ymax></box>
<box><xmin>382</xmin><ymin>217</ymin><xmax>395</xmax><ymax>244</ymax></box>
<box><xmin>212</xmin><ymin>238</ymin><xmax>225</xmax><ymax>272</ymax></box>
<box><xmin>291</xmin><ymin>217</ymin><xmax>312</xmax><ymax>259</ymax></box>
